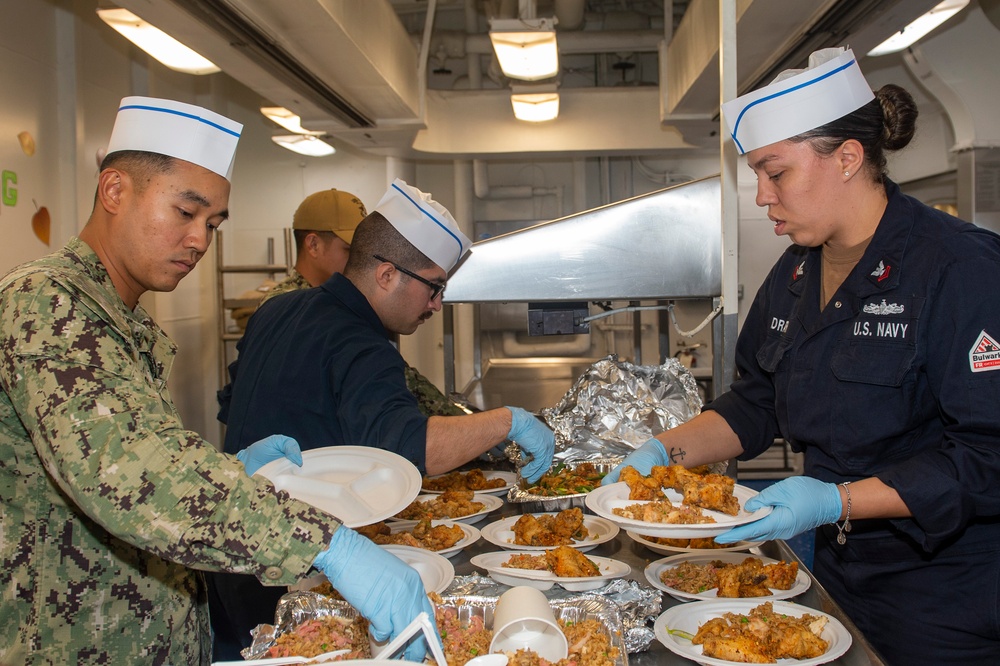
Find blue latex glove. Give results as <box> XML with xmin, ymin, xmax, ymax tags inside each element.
<box><xmin>236</xmin><ymin>434</ymin><xmax>303</xmax><ymax>477</ymax></box>
<box><xmin>601</xmin><ymin>437</ymin><xmax>669</xmax><ymax>485</ymax></box>
<box><xmin>715</xmin><ymin>476</ymin><xmax>842</xmax><ymax>543</ymax></box>
<box><xmin>506</xmin><ymin>407</ymin><xmax>555</xmax><ymax>484</ymax></box>
<box><xmin>313</xmin><ymin>526</ymin><xmax>440</xmax><ymax>663</ymax></box>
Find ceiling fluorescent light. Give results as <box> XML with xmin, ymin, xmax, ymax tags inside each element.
<box><xmin>489</xmin><ymin>17</ymin><xmax>559</xmax><ymax>81</ymax></box>
<box><xmin>511</xmin><ymin>85</ymin><xmax>559</xmax><ymax>122</ymax></box>
<box><xmin>97</xmin><ymin>8</ymin><xmax>220</xmax><ymax>75</ymax></box>
<box><xmin>271</xmin><ymin>135</ymin><xmax>336</xmax><ymax>157</ymax></box>
<box><xmin>260</xmin><ymin>107</ymin><xmax>323</xmax><ymax>135</ymax></box>
<box><xmin>867</xmin><ymin>0</ymin><xmax>969</xmax><ymax>56</ymax></box>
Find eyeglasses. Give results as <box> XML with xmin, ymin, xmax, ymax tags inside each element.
<box><xmin>373</xmin><ymin>254</ymin><xmax>446</xmax><ymax>301</ymax></box>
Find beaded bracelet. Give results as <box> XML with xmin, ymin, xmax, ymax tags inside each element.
<box><xmin>835</xmin><ymin>481</ymin><xmax>853</xmax><ymax>545</ymax></box>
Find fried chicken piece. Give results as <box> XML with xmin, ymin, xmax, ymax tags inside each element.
<box><xmin>614</xmin><ymin>500</ymin><xmax>715</xmax><ymax>525</ymax></box>
<box><xmin>681</xmin><ymin>473</ymin><xmax>741</xmax><ymax>516</ymax></box>
<box><xmin>621</xmin><ymin>465</ymin><xmax>666</xmax><ymax>500</ymax></box>
<box><xmin>512</xmin><ymin>509</ymin><xmax>589</xmax><ymax>547</ymax></box>
<box><xmin>716</xmin><ymin>558</ymin><xmax>772</xmax><ymax>598</ymax></box>
<box><xmin>355</xmin><ymin>522</ymin><xmax>391</xmax><ymax>540</ymax></box>
<box><xmin>763</xmin><ymin>561</ymin><xmax>799</xmax><ymax>590</ymax></box>
<box><xmin>545</xmin><ymin>545</ymin><xmax>601</xmax><ymax>577</ymax></box>
<box><xmin>550</xmin><ymin>507</ymin><xmax>589</xmax><ymax>541</ymax></box>
<box><xmin>512</xmin><ymin>514</ymin><xmax>549</xmax><ymax>546</ymax></box>
<box><xmin>700</xmin><ymin>635</ymin><xmax>774</xmax><ymax>663</ymax></box>
<box><xmin>412</xmin><ymin>519</ymin><xmax>465</xmax><ymax>550</ymax></box>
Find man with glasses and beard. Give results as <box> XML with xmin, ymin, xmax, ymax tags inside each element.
<box><xmin>208</xmin><ymin>179</ymin><xmax>555</xmax><ymax>658</ymax></box>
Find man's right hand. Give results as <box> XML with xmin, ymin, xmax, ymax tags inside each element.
<box><xmin>312</xmin><ymin>526</ymin><xmax>440</xmax><ymax>663</ymax></box>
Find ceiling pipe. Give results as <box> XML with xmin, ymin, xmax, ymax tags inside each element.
<box><xmin>464</xmin><ymin>0</ymin><xmax>483</xmax><ymax>88</ymax></box>
<box><xmin>417</xmin><ymin>0</ymin><xmax>439</xmax><ymax>120</ymax></box>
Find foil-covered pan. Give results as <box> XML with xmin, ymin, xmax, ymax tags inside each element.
<box><xmin>435</xmin><ymin>588</ymin><xmax>629</xmax><ymax>666</ymax></box>
<box><xmin>444</xmin><ymin>574</ymin><xmax>658</xmax><ymax>656</ymax></box>
<box><xmin>242</xmin><ymin>590</ymin><xmax>371</xmax><ymax>660</ymax></box>
<box><xmin>506</xmin><ymin>458</ymin><xmax>621</xmax><ymax>513</ymax></box>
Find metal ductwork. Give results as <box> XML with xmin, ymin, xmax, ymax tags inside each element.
<box><xmin>444</xmin><ymin>175</ymin><xmax>722</xmax><ymax>303</ymax></box>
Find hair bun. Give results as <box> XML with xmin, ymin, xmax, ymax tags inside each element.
<box><xmin>877</xmin><ymin>84</ymin><xmax>918</xmax><ymax>151</ymax></box>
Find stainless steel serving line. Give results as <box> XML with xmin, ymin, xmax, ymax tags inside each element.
<box><xmin>454</xmin><ymin>498</ymin><xmax>887</xmax><ymax>666</ymax></box>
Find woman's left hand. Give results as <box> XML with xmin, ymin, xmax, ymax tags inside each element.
<box><xmin>715</xmin><ymin>476</ymin><xmax>842</xmax><ymax>543</ymax></box>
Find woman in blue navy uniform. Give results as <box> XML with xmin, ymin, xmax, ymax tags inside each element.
<box><xmin>606</xmin><ymin>48</ymin><xmax>1000</xmax><ymax>664</ymax></box>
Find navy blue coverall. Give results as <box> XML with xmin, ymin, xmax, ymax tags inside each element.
<box><xmin>707</xmin><ymin>180</ymin><xmax>1000</xmax><ymax>664</ymax></box>
<box><xmin>208</xmin><ymin>273</ymin><xmax>429</xmax><ymax>659</ymax></box>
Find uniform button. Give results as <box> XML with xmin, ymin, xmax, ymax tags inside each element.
<box><xmin>834</xmin><ymin>301</ymin><xmax>842</xmax><ymax>308</ymax></box>
<box><xmin>264</xmin><ymin>567</ymin><xmax>283</xmax><ymax>580</ymax></box>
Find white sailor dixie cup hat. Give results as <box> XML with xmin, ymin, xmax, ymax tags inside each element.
<box><xmin>105</xmin><ymin>96</ymin><xmax>243</xmax><ymax>180</ymax></box>
<box><xmin>374</xmin><ymin>179</ymin><xmax>472</xmax><ymax>272</ymax></box>
<box><xmin>721</xmin><ymin>48</ymin><xmax>874</xmax><ymax>155</ymax></box>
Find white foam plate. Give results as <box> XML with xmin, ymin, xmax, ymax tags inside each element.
<box><xmin>388</xmin><ymin>493</ymin><xmax>503</xmax><ymax>527</ymax></box>
<box><xmin>585</xmin><ymin>482</ymin><xmax>772</xmax><ymax>538</ymax></box>
<box><xmin>385</xmin><ymin>521</ymin><xmax>480</xmax><ymax>559</ymax></box>
<box><xmin>380</xmin><ymin>544</ymin><xmax>455</xmax><ymax>595</ymax></box>
<box><xmin>654</xmin><ymin>599</ymin><xmax>852</xmax><ymax>666</ymax></box>
<box><xmin>254</xmin><ymin>446</ymin><xmax>422</xmax><ymax>528</ymax></box>
<box><xmin>480</xmin><ymin>513</ymin><xmax>619</xmax><ymax>553</ymax></box>
<box><xmin>288</xmin><ymin>544</ymin><xmax>455</xmax><ymax>596</ymax></box>
<box><xmin>626</xmin><ymin>530</ymin><xmax>762</xmax><ymax>555</ymax></box>
<box><xmin>645</xmin><ymin>551</ymin><xmax>811</xmax><ymax>602</ymax></box>
<box><xmin>470</xmin><ymin>550</ymin><xmax>630</xmax><ymax>592</ymax></box>
<box><xmin>421</xmin><ymin>470</ymin><xmax>517</xmax><ymax>496</ymax></box>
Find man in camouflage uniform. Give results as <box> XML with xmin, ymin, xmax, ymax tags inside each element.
<box><xmin>260</xmin><ymin>188</ymin><xmax>367</xmax><ymax>306</ymax></box>
<box><xmin>0</xmin><ymin>97</ymin><xmax>433</xmax><ymax>665</ymax></box>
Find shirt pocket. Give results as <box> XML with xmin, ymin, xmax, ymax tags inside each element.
<box><xmin>756</xmin><ymin>332</ymin><xmax>794</xmax><ymax>373</ymax></box>
<box><xmin>828</xmin><ymin>339</ymin><xmax>919</xmax><ymax>472</ymax></box>
<box><xmin>830</xmin><ymin>339</ymin><xmax>916</xmax><ymax>387</ymax></box>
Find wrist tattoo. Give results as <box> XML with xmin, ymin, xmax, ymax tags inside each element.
<box><xmin>668</xmin><ymin>447</ymin><xmax>686</xmax><ymax>463</ymax></box>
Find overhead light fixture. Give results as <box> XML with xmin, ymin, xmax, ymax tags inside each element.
<box><xmin>489</xmin><ymin>17</ymin><xmax>559</xmax><ymax>81</ymax></box>
<box><xmin>510</xmin><ymin>84</ymin><xmax>559</xmax><ymax>122</ymax></box>
<box><xmin>271</xmin><ymin>135</ymin><xmax>336</xmax><ymax>157</ymax></box>
<box><xmin>260</xmin><ymin>107</ymin><xmax>323</xmax><ymax>135</ymax></box>
<box><xmin>867</xmin><ymin>0</ymin><xmax>969</xmax><ymax>56</ymax></box>
<box><xmin>97</xmin><ymin>8</ymin><xmax>220</xmax><ymax>75</ymax></box>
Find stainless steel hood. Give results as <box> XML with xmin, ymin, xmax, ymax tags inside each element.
<box><xmin>444</xmin><ymin>175</ymin><xmax>721</xmax><ymax>303</ymax></box>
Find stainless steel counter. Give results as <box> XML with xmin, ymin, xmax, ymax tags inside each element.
<box><xmin>452</xmin><ymin>501</ymin><xmax>887</xmax><ymax>665</ymax></box>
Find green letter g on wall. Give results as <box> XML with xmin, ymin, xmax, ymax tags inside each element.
<box><xmin>1</xmin><ymin>171</ymin><xmax>16</xmax><ymax>207</ymax></box>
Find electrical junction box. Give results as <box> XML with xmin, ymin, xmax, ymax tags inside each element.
<box><xmin>527</xmin><ymin>302</ymin><xmax>590</xmax><ymax>336</ymax></box>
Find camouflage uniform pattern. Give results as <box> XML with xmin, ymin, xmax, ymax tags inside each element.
<box><xmin>0</xmin><ymin>238</ymin><xmax>339</xmax><ymax>665</ymax></box>
<box><xmin>404</xmin><ymin>365</ymin><xmax>468</xmax><ymax>417</ymax></box>
<box><xmin>259</xmin><ymin>269</ymin><xmax>311</xmax><ymax>308</ymax></box>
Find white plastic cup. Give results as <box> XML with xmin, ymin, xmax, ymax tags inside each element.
<box><xmin>489</xmin><ymin>586</ymin><xmax>568</xmax><ymax>662</ymax></box>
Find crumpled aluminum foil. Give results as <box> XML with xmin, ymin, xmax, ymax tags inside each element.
<box><xmin>241</xmin><ymin>590</ymin><xmax>370</xmax><ymax>660</ymax></box>
<box><xmin>443</xmin><ymin>574</ymin><xmax>660</xmax><ymax>655</ymax></box>
<box><xmin>541</xmin><ymin>355</ymin><xmax>703</xmax><ymax>461</ymax></box>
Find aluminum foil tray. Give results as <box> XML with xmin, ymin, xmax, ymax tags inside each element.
<box><xmin>434</xmin><ymin>587</ymin><xmax>629</xmax><ymax>666</ymax></box>
<box><xmin>242</xmin><ymin>590</ymin><xmax>371</xmax><ymax>660</ymax></box>
<box><xmin>507</xmin><ymin>459</ymin><xmax>621</xmax><ymax>513</ymax></box>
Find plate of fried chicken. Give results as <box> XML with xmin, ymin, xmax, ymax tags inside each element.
<box><xmin>654</xmin><ymin>599</ymin><xmax>851</xmax><ymax>665</ymax></box>
<box><xmin>479</xmin><ymin>507</ymin><xmax>619</xmax><ymax>553</ymax></box>
<box><xmin>470</xmin><ymin>545</ymin><xmax>631</xmax><ymax>591</ymax></box>
<box><xmin>645</xmin><ymin>552</ymin><xmax>810</xmax><ymax>602</ymax></box>
<box><xmin>585</xmin><ymin>465</ymin><xmax>771</xmax><ymax>538</ymax></box>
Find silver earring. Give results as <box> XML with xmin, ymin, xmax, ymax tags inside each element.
<box><xmin>844</xmin><ymin>171</ymin><xmax>850</xmax><ymax>176</ymax></box>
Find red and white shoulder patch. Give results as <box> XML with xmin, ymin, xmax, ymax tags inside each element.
<box><xmin>969</xmin><ymin>330</ymin><xmax>1000</xmax><ymax>373</ymax></box>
